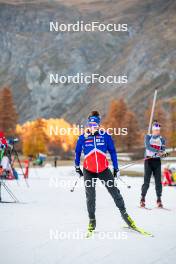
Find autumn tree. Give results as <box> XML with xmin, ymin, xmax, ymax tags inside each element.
<box><xmin>0</xmin><ymin>86</ymin><xmax>18</xmax><ymax>137</ymax></box>
<box><xmin>168</xmin><ymin>99</ymin><xmax>176</xmax><ymax>149</ymax></box>
<box><xmin>104</xmin><ymin>99</ymin><xmax>127</xmax><ymax>128</ymax></box>
<box><xmin>103</xmin><ymin>99</ymin><xmax>128</xmax><ymax>149</ymax></box>
<box><xmin>124</xmin><ymin>111</ymin><xmax>141</xmax><ymax>151</ymax></box>
<box><xmin>47</xmin><ymin>136</ymin><xmax>63</xmax><ymax>156</ymax></box>
<box><xmin>22</xmin><ymin>119</ymin><xmax>48</xmax><ymax>156</ymax></box>
<box><xmin>103</xmin><ymin>99</ymin><xmax>142</xmax><ymax>151</ymax></box>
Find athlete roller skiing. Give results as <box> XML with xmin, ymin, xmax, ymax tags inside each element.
<box><xmin>74</xmin><ymin>111</ymin><xmax>139</xmax><ymax>236</ymax></box>
<box><xmin>140</xmin><ymin>121</ymin><xmax>166</xmax><ymax>208</ymax></box>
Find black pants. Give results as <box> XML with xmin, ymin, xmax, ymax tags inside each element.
<box><xmin>141</xmin><ymin>158</ymin><xmax>162</xmax><ymax>198</ymax></box>
<box><xmin>83</xmin><ymin>168</ymin><xmax>126</xmax><ymax>219</ymax></box>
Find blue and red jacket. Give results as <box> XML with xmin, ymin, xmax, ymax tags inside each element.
<box><xmin>75</xmin><ymin>131</ymin><xmax>118</xmax><ymax>173</ymax></box>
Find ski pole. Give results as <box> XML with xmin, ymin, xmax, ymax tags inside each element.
<box><xmin>1</xmin><ymin>181</ymin><xmax>19</xmax><ymax>202</ymax></box>
<box><xmin>119</xmin><ymin>157</ymin><xmax>148</xmax><ymax>171</ymax></box>
<box><xmin>118</xmin><ymin>177</ymin><xmax>131</xmax><ymax>189</ymax></box>
<box><xmin>117</xmin><ymin>157</ymin><xmax>153</xmax><ymax>188</ymax></box>
<box><xmin>148</xmin><ymin>89</ymin><xmax>158</xmax><ymax>134</ymax></box>
<box><xmin>118</xmin><ymin>153</ymin><xmax>169</xmax><ymax>188</ymax></box>
<box><xmin>119</xmin><ymin>155</ymin><xmax>162</xmax><ymax>171</ymax></box>
<box><xmin>70</xmin><ymin>176</ymin><xmax>82</xmax><ymax>192</ymax></box>
<box><xmin>120</xmin><ymin>162</ymin><xmax>138</xmax><ymax>171</ymax></box>
<box><xmin>14</xmin><ymin>149</ymin><xmax>30</xmax><ymax>188</ymax></box>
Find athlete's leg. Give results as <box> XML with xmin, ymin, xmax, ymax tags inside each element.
<box><xmin>141</xmin><ymin>159</ymin><xmax>153</xmax><ymax>198</ymax></box>
<box><xmin>153</xmin><ymin>159</ymin><xmax>162</xmax><ymax>199</ymax></box>
<box><xmin>83</xmin><ymin>168</ymin><xmax>97</xmax><ymax>220</ymax></box>
<box><xmin>98</xmin><ymin>168</ymin><xmax>126</xmax><ymax>212</ymax></box>
<box><xmin>98</xmin><ymin>168</ymin><xmax>136</xmax><ymax>228</ymax></box>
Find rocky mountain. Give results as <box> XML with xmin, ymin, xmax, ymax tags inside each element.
<box><xmin>0</xmin><ymin>0</ymin><xmax>175</xmax><ymax>124</ymax></box>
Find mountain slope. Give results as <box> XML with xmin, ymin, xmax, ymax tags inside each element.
<box><xmin>0</xmin><ymin>0</ymin><xmax>175</xmax><ymax>124</ymax></box>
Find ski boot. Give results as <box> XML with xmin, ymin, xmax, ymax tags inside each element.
<box><xmin>88</xmin><ymin>219</ymin><xmax>96</xmax><ymax>232</ymax></box>
<box><xmin>86</xmin><ymin>219</ymin><xmax>96</xmax><ymax>238</ymax></box>
<box><xmin>157</xmin><ymin>198</ymin><xmax>163</xmax><ymax>208</ymax></box>
<box><xmin>121</xmin><ymin>210</ymin><xmax>136</xmax><ymax>229</ymax></box>
<box><xmin>140</xmin><ymin>197</ymin><xmax>145</xmax><ymax>208</ymax></box>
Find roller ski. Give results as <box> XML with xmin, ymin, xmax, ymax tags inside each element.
<box><xmin>140</xmin><ymin>197</ymin><xmax>145</xmax><ymax>208</ymax></box>
<box><xmin>123</xmin><ymin>225</ymin><xmax>154</xmax><ymax>237</ymax></box>
<box><xmin>157</xmin><ymin>198</ymin><xmax>163</xmax><ymax>208</ymax></box>
<box><xmin>86</xmin><ymin>219</ymin><xmax>96</xmax><ymax>238</ymax></box>
<box><xmin>139</xmin><ymin>197</ymin><xmax>170</xmax><ymax>211</ymax></box>
<box><xmin>121</xmin><ymin>211</ymin><xmax>154</xmax><ymax>237</ymax></box>
<box><xmin>139</xmin><ymin>197</ymin><xmax>152</xmax><ymax>210</ymax></box>
<box><xmin>155</xmin><ymin>198</ymin><xmax>171</xmax><ymax>210</ymax></box>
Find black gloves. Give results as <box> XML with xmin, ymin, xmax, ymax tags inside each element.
<box><xmin>157</xmin><ymin>152</ymin><xmax>169</xmax><ymax>158</ymax></box>
<box><xmin>113</xmin><ymin>168</ymin><xmax>120</xmax><ymax>179</ymax></box>
<box><xmin>162</xmin><ymin>152</ymin><xmax>169</xmax><ymax>158</ymax></box>
<box><xmin>75</xmin><ymin>166</ymin><xmax>83</xmax><ymax>177</ymax></box>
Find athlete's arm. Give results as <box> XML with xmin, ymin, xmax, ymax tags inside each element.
<box><xmin>161</xmin><ymin>137</ymin><xmax>166</xmax><ymax>152</ymax></box>
<box><xmin>106</xmin><ymin>134</ymin><xmax>118</xmax><ymax>169</ymax></box>
<box><xmin>75</xmin><ymin>135</ymin><xmax>84</xmax><ymax>167</ymax></box>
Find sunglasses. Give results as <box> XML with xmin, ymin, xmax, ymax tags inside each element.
<box><xmin>87</xmin><ymin>122</ymin><xmax>99</xmax><ymax>128</ymax></box>
<box><xmin>153</xmin><ymin>123</ymin><xmax>161</xmax><ymax>128</ymax></box>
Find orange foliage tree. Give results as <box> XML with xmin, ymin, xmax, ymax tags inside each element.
<box><xmin>22</xmin><ymin>119</ymin><xmax>48</xmax><ymax>156</ymax></box>
<box><xmin>0</xmin><ymin>86</ymin><xmax>18</xmax><ymax>137</ymax></box>
<box><xmin>124</xmin><ymin>111</ymin><xmax>141</xmax><ymax>151</ymax></box>
<box><xmin>17</xmin><ymin>118</ymin><xmax>77</xmax><ymax>158</ymax></box>
<box><xmin>103</xmin><ymin>99</ymin><xmax>141</xmax><ymax>151</ymax></box>
<box><xmin>169</xmin><ymin>99</ymin><xmax>176</xmax><ymax>149</ymax></box>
